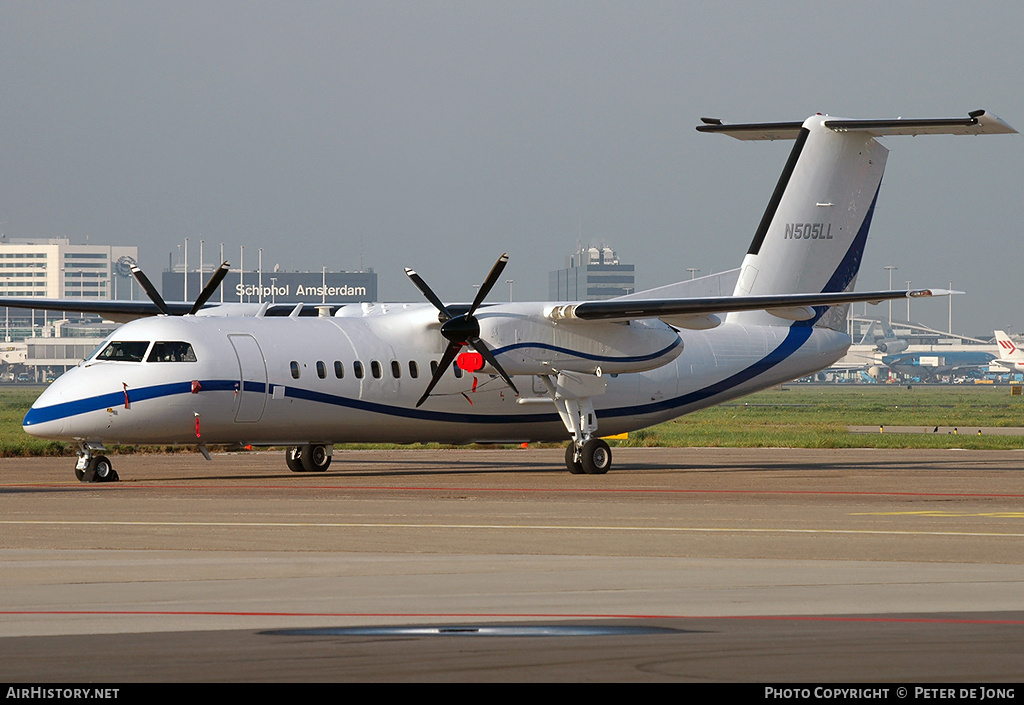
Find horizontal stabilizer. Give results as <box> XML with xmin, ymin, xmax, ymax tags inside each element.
<box><xmin>696</xmin><ymin>117</ymin><xmax>804</xmax><ymax>141</ymax></box>
<box><xmin>697</xmin><ymin>110</ymin><xmax>1016</xmax><ymax>140</ymax></box>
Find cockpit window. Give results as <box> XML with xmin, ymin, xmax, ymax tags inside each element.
<box><xmin>147</xmin><ymin>342</ymin><xmax>197</xmax><ymax>363</ymax></box>
<box><xmin>96</xmin><ymin>341</ymin><xmax>150</xmax><ymax>362</ymax></box>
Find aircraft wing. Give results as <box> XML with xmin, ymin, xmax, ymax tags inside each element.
<box><xmin>0</xmin><ymin>296</ymin><xmax>356</xmax><ymax>323</ymax></box>
<box><xmin>0</xmin><ymin>297</ymin><xmax>187</xmax><ymax>323</ymax></box>
<box><xmin>547</xmin><ymin>288</ymin><xmax>945</xmax><ymax>326</ymax></box>
<box><xmin>0</xmin><ymin>288</ymin><xmax>948</xmax><ymax>328</ymax></box>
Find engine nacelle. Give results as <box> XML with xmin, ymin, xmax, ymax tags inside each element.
<box><xmin>876</xmin><ymin>339</ymin><xmax>908</xmax><ymax>355</ymax></box>
<box><xmin>479</xmin><ymin>313</ymin><xmax>683</xmax><ymax>376</ymax></box>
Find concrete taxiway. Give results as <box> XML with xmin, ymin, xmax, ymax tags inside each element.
<box><xmin>1</xmin><ymin>446</ymin><xmax>1022</xmax><ymax>682</ymax></box>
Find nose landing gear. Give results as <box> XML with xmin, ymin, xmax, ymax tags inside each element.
<box><xmin>75</xmin><ymin>445</ymin><xmax>118</xmax><ymax>483</ymax></box>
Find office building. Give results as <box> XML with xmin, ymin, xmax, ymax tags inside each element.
<box><xmin>0</xmin><ymin>237</ymin><xmax>139</xmax><ymax>341</ymax></box>
<box><xmin>549</xmin><ymin>245</ymin><xmax>635</xmax><ymax>301</ymax></box>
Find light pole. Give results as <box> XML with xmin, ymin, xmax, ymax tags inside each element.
<box><xmin>884</xmin><ymin>265</ymin><xmax>897</xmax><ymax>322</ymax></box>
<box><xmin>687</xmin><ymin>268</ymin><xmax>700</xmax><ymax>280</ymax></box>
<box><xmin>184</xmin><ymin>237</ymin><xmax>189</xmax><ymax>302</ymax></box>
<box><xmin>506</xmin><ymin>279</ymin><xmax>515</xmax><ymax>302</ymax></box>
<box><xmin>948</xmin><ymin>280</ymin><xmax>953</xmax><ymax>334</ymax></box>
<box><xmin>905</xmin><ymin>280</ymin><xmax>911</xmax><ymax>322</ymax></box>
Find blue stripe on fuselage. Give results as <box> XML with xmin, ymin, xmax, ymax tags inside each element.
<box><xmin>22</xmin><ymin>379</ymin><xmax>239</xmax><ymax>426</ymax></box>
<box><xmin>490</xmin><ymin>337</ymin><xmax>681</xmax><ymax>363</ymax></box>
<box><xmin>603</xmin><ymin>324</ymin><xmax>813</xmax><ymax>418</ymax></box>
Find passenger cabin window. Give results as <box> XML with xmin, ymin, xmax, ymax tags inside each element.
<box><xmin>290</xmin><ymin>361</ymin><xmax>300</xmax><ymax>379</ymax></box>
<box><xmin>391</xmin><ymin>360</ymin><xmax>401</xmax><ymax>378</ymax></box>
<box><xmin>353</xmin><ymin>361</ymin><xmax>364</xmax><ymax>379</ymax></box>
<box><xmin>334</xmin><ymin>361</ymin><xmax>344</xmax><ymax>378</ymax></box>
<box><xmin>430</xmin><ymin>359</ymin><xmax>462</xmax><ymax>378</ymax></box>
<box><xmin>409</xmin><ymin>361</ymin><xmax>419</xmax><ymax>379</ymax></box>
<box><xmin>371</xmin><ymin>360</ymin><xmax>382</xmax><ymax>379</ymax></box>
<box><xmin>316</xmin><ymin>361</ymin><xmax>327</xmax><ymax>379</ymax></box>
<box><xmin>97</xmin><ymin>341</ymin><xmax>149</xmax><ymax>362</ymax></box>
<box><xmin>147</xmin><ymin>342</ymin><xmax>197</xmax><ymax>363</ymax></box>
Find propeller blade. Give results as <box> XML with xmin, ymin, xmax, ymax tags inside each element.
<box><xmin>468</xmin><ymin>253</ymin><xmax>509</xmax><ymax>316</ymax></box>
<box><xmin>189</xmin><ymin>261</ymin><xmax>231</xmax><ymax>315</ymax></box>
<box><xmin>130</xmin><ymin>265</ymin><xmax>169</xmax><ymax>315</ymax></box>
<box><xmin>469</xmin><ymin>338</ymin><xmax>519</xmax><ymax>397</ymax></box>
<box><xmin>416</xmin><ymin>341</ymin><xmax>461</xmax><ymax>407</ymax></box>
<box><xmin>409</xmin><ymin>254</ymin><xmax>516</xmax><ymax>405</ymax></box>
<box><xmin>405</xmin><ymin>267</ymin><xmax>453</xmax><ymax>322</ymax></box>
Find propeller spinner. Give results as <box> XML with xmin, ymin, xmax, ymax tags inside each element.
<box><xmin>405</xmin><ymin>253</ymin><xmax>519</xmax><ymax>407</ymax></box>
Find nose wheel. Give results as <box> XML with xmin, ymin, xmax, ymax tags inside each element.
<box><xmin>75</xmin><ymin>449</ymin><xmax>118</xmax><ymax>483</ymax></box>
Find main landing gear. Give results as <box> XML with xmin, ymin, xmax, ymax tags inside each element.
<box><xmin>564</xmin><ymin>437</ymin><xmax>612</xmax><ymax>475</ymax></box>
<box><xmin>285</xmin><ymin>444</ymin><xmax>333</xmax><ymax>472</ymax></box>
<box><xmin>540</xmin><ymin>371</ymin><xmax>614</xmax><ymax>475</ymax></box>
<box><xmin>75</xmin><ymin>445</ymin><xmax>118</xmax><ymax>483</ymax></box>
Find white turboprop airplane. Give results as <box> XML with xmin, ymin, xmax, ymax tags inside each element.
<box><xmin>10</xmin><ymin>110</ymin><xmax>1016</xmax><ymax>482</ymax></box>
<box><xmin>993</xmin><ymin>331</ymin><xmax>1024</xmax><ymax>372</ymax></box>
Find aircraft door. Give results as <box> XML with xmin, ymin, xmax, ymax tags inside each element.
<box><xmin>229</xmin><ymin>334</ymin><xmax>268</xmax><ymax>423</ymax></box>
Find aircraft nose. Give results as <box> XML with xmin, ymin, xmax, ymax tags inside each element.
<box><xmin>22</xmin><ymin>380</ymin><xmax>68</xmax><ymax>439</ymax></box>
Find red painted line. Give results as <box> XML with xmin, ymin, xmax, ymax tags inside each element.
<box><xmin>2</xmin><ymin>610</ymin><xmax>1023</xmax><ymax>625</ymax></box>
<box><xmin>5</xmin><ymin>482</ymin><xmax>1024</xmax><ymax>499</ymax></box>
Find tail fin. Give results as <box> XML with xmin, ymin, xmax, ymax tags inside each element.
<box><xmin>697</xmin><ymin>110</ymin><xmax>1016</xmax><ymax>329</ymax></box>
<box><xmin>995</xmin><ymin>330</ymin><xmax>1024</xmax><ymax>361</ymax></box>
<box><xmin>857</xmin><ymin>320</ymin><xmax>877</xmax><ymax>345</ymax></box>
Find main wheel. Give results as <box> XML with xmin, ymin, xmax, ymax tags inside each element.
<box><xmin>90</xmin><ymin>455</ymin><xmax>118</xmax><ymax>482</ymax></box>
<box><xmin>580</xmin><ymin>439</ymin><xmax>611</xmax><ymax>475</ymax></box>
<box><xmin>285</xmin><ymin>446</ymin><xmax>305</xmax><ymax>472</ymax></box>
<box><xmin>300</xmin><ymin>444</ymin><xmax>331</xmax><ymax>472</ymax></box>
<box><xmin>564</xmin><ymin>443</ymin><xmax>584</xmax><ymax>474</ymax></box>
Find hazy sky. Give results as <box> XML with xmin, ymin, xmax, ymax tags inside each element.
<box><xmin>1</xmin><ymin>1</ymin><xmax>1021</xmax><ymax>336</ymax></box>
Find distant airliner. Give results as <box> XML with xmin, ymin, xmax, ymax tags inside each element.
<box><xmin>993</xmin><ymin>330</ymin><xmax>1024</xmax><ymax>373</ymax></box>
<box><xmin>5</xmin><ymin>110</ymin><xmax>1016</xmax><ymax>481</ymax></box>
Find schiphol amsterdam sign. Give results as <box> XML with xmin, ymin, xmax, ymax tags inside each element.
<box><xmin>162</xmin><ymin>270</ymin><xmax>378</xmax><ymax>304</ymax></box>
<box><xmin>234</xmin><ymin>282</ymin><xmax>368</xmax><ymax>299</ymax></box>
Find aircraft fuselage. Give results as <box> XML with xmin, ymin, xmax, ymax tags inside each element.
<box><xmin>23</xmin><ymin>304</ymin><xmax>850</xmax><ymax>448</ymax></box>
